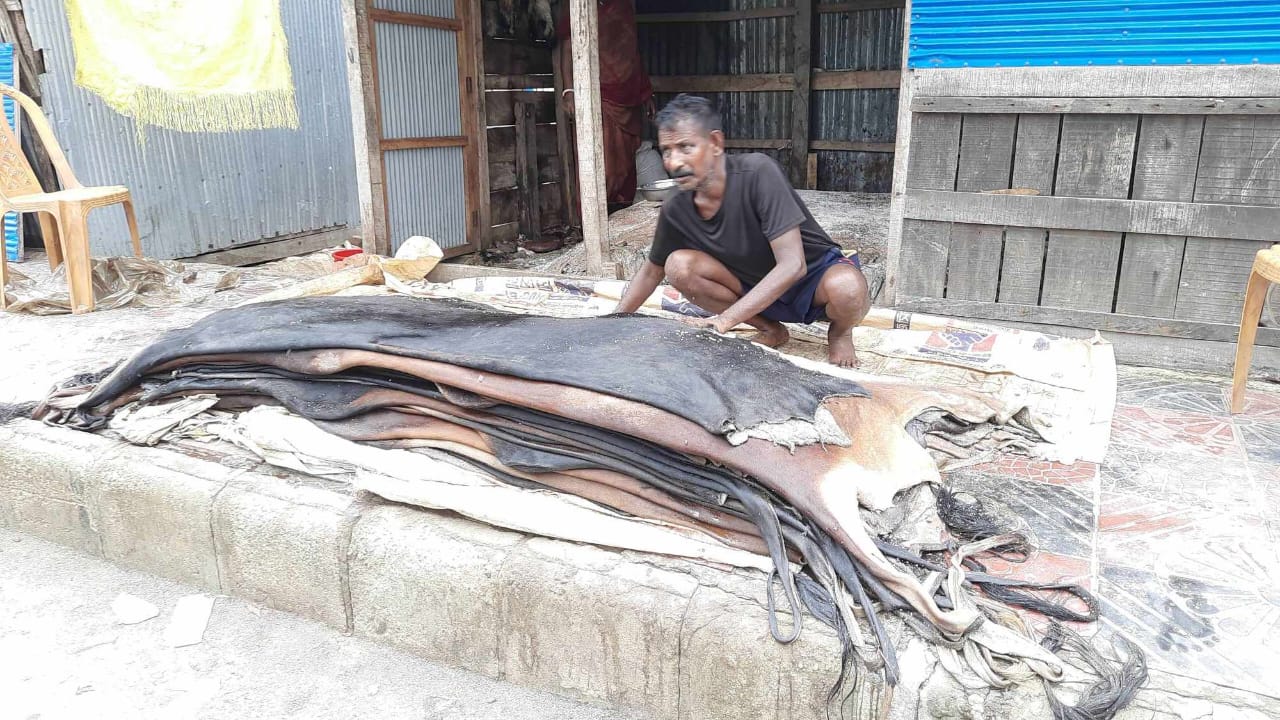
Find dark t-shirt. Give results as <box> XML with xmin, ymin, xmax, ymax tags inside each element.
<box><xmin>648</xmin><ymin>153</ymin><xmax>839</xmax><ymax>287</ymax></box>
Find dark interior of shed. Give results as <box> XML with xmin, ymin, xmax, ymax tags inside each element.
<box><xmin>480</xmin><ymin>0</ymin><xmax>904</xmax><ymax>249</ymax></box>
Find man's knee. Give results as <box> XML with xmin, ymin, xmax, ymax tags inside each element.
<box><xmin>823</xmin><ymin>268</ymin><xmax>871</xmax><ymax>323</ymax></box>
<box><xmin>664</xmin><ymin>250</ymin><xmax>703</xmax><ymax>287</ymax></box>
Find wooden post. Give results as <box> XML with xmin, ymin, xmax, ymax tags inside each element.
<box><xmin>514</xmin><ymin>95</ymin><xmax>542</xmax><ymax>243</ymax></box>
<box><xmin>341</xmin><ymin>0</ymin><xmax>389</xmax><ymax>255</ymax></box>
<box><xmin>551</xmin><ymin>45</ymin><xmax>581</xmax><ymax>227</ymax></box>
<box><xmin>883</xmin><ymin>0</ymin><xmax>912</xmax><ymax>305</ymax></box>
<box><xmin>789</xmin><ymin>0</ymin><xmax>814</xmax><ymax>186</ymax></box>
<box><xmin>568</xmin><ymin>0</ymin><xmax>611</xmax><ymax>277</ymax></box>
<box><xmin>469</xmin><ymin>0</ymin><xmax>492</xmax><ymax>250</ymax></box>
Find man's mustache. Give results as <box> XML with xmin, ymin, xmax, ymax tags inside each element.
<box><xmin>671</xmin><ymin>169</ymin><xmax>695</xmax><ymax>179</ymax></box>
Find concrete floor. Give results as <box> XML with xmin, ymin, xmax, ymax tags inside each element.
<box><xmin>942</xmin><ymin>364</ymin><xmax>1280</xmax><ymax>702</ymax></box>
<box><xmin>0</xmin><ymin>526</ymin><xmax>648</xmax><ymax>720</ymax></box>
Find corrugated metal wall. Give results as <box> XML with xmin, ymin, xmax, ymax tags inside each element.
<box><xmin>910</xmin><ymin>0</ymin><xmax>1280</xmax><ymax>69</ymax></box>
<box><xmin>372</xmin><ymin>16</ymin><xmax>469</xmax><ymax>252</ymax></box>
<box><xmin>814</xmin><ymin>5</ymin><xmax>902</xmax><ymax>192</ymax></box>
<box><xmin>637</xmin><ymin>0</ymin><xmax>902</xmax><ymax>192</ymax></box>
<box><xmin>25</xmin><ymin>0</ymin><xmax>358</xmax><ymax>259</ymax></box>
<box><xmin>640</xmin><ymin>0</ymin><xmax>792</xmax><ymax>145</ymax></box>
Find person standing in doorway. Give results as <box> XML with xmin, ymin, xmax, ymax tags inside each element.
<box><xmin>556</xmin><ymin>0</ymin><xmax>655</xmax><ymax>213</ymax></box>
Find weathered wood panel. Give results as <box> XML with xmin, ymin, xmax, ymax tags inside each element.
<box><xmin>997</xmin><ymin>115</ymin><xmax>1058</xmax><ymax>303</ymax></box>
<box><xmin>1177</xmin><ymin>115</ymin><xmax>1280</xmax><ymax>323</ymax></box>
<box><xmin>902</xmin><ymin>190</ymin><xmax>1280</xmax><ymax>243</ymax></box>
<box><xmin>808</xmin><ymin>140</ymin><xmax>897</xmax><ymax>153</ymax></box>
<box><xmin>810</xmin><ymin>70</ymin><xmax>901</xmax><ymax>91</ymax></box>
<box><xmin>650</xmin><ymin>74</ymin><xmax>795</xmax><ymax>93</ymax></box>
<box><xmin>1040</xmin><ymin>114</ymin><xmax>1133</xmax><ymax>311</ymax></box>
<box><xmin>484</xmin><ymin>73</ymin><xmax>555</xmax><ymax>89</ymax></box>
<box><xmin>484</xmin><ymin>37</ymin><xmax>553</xmax><ymax>75</ymax></box>
<box><xmin>485</xmin><ymin>89</ymin><xmax>557</xmax><ymax>126</ymax></box>
<box><xmin>1175</xmin><ymin>238</ymin><xmax>1271</xmax><ymax>324</ymax></box>
<box><xmin>490</xmin><ymin>184</ymin><xmax>564</xmax><ymax>227</ymax></box>
<box><xmin>789</xmin><ymin>0</ymin><xmax>813</xmax><ymax>187</ymax></box>
<box><xmin>489</xmin><ymin>220</ymin><xmax>520</xmax><ymax>244</ymax></box>
<box><xmin>897</xmin><ymin>297</ymin><xmax>1280</xmax><ymax>346</ymax></box>
<box><xmin>997</xmin><ymin>228</ymin><xmax>1047</xmax><ymax>305</ymax></box>
<box><xmin>913</xmin><ymin>65</ymin><xmax>1280</xmax><ymax>99</ymax></box>
<box><xmin>1194</xmin><ymin>115</ymin><xmax>1280</xmax><ymax>206</ymax></box>
<box><xmin>954</xmin><ymin>114</ymin><xmax>1016</xmax><ymax>192</ymax></box>
<box><xmin>897</xmin><ymin>220</ymin><xmax>951</xmax><ymax>298</ymax></box>
<box><xmin>489</xmin><ymin>155</ymin><xmax>560</xmax><ymax>191</ymax></box>
<box><xmin>1116</xmin><ymin>236</ymin><xmax>1186</xmax><ymax>318</ymax></box>
<box><xmin>515</xmin><ymin>97</ymin><xmax>541</xmax><ymax>240</ymax></box>
<box><xmin>944</xmin><ymin>224</ymin><xmax>1003</xmax><ymax>301</ymax></box>
<box><xmin>1009</xmin><ymin>114</ymin><xmax>1060</xmax><ymax>195</ymax></box>
<box><xmin>1039</xmin><ymin>230</ymin><xmax>1123</xmax><ymax>312</ymax></box>
<box><xmin>1130</xmin><ymin>115</ymin><xmax>1204</xmax><ymax>201</ymax></box>
<box><xmin>487</xmin><ymin>125</ymin><xmax>560</xmax><ymax>163</ymax></box>
<box><xmin>1115</xmin><ymin>114</ymin><xmax>1203</xmax><ymax>318</ymax></box>
<box><xmin>1052</xmin><ymin>114</ymin><xmax>1138</xmax><ymax>198</ymax></box>
<box><xmin>905</xmin><ymin>113</ymin><xmax>960</xmax><ymax>191</ymax></box>
<box><xmin>912</xmin><ymin>96</ymin><xmax>1280</xmax><ymax>114</ymax></box>
<box><xmin>816</xmin><ymin>1</ymin><xmax>906</xmax><ymax>13</ymax></box>
<box><xmin>636</xmin><ymin>8</ymin><xmax>796</xmax><ymax>23</ymax></box>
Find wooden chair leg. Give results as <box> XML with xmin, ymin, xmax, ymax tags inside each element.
<box><xmin>58</xmin><ymin>206</ymin><xmax>94</xmax><ymax>314</ymax></box>
<box><xmin>0</xmin><ymin>230</ymin><xmax>9</xmax><ymax>310</ymax></box>
<box><xmin>1231</xmin><ymin>268</ymin><xmax>1270</xmax><ymax>413</ymax></box>
<box><xmin>121</xmin><ymin>198</ymin><xmax>143</xmax><ymax>257</ymax></box>
<box><xmin>39</xmin><ymin>211</ymin><xmax>63</xmax><ymax>269</ymax></box>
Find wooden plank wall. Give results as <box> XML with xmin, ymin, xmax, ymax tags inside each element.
<box><xmin>899</xmin><ymin>104</ymin><xmax>1280</xmax><ymax>347</ymax></box>
<box><xmin>483</xmin><ymin>1</ymin><xmax>567</xmax><ymax>244</ymax></box>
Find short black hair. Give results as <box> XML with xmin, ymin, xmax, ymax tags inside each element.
<box><xmin>655</xmin><ymin>94</ymin><xmax>723</xmax><ymax>135</ymax></box>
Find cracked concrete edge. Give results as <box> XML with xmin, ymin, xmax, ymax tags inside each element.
<box><xmin>5</xmin><ymin>418</ymin><xmax>1280</xmax><ymax>720</ymax></box>
<box><xmin>0</xmin><ymin>420</ymin><xmax>843</xmax><ymax>718</ymax></box>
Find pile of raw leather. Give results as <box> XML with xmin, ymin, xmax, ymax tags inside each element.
<box><xmin>31</xmin><ymin>295</ymin><xmax>1141</xmax><ymax>711</ymax></box>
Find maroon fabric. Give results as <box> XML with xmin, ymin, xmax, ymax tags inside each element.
<box><xmin>602</xmin><ymin>99</ymin><xmax>643</xmax><ymax>205</ymax></box>
<box><xmin>557</xmin><ymin>0</ymin><xmax>652</xmax><ymax>107</ymax></box>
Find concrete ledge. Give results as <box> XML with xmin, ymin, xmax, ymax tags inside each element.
<box><xmin>0</xmin><ymin>418</ymin><xmax>851</xmax><ymax>718</ymax></box>
<box><xmin>5</xmin><ymin>417</ymin><xmax>1280</xmax><ymax>719</ymax></box>
<box><xmin>212</xmin><ymin>472</ymin><xmax>357</xmax><ymax>630</ymax></box>
<box><xmin>86</xmin><ymin>447</ymin><xmax>226</xmax><ymax>591</ymax></box>
<box><xmin>348</xmin><ymin>504</ymin><xmax>520</xmax><ymax>675</ymax></box>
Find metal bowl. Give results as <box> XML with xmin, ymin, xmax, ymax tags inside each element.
<box><xmin>637</xmin><ymin>178</ymin><xmax>679</xmax><ymax>203</ymax></box>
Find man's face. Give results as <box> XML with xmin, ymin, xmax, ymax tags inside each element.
<box><xmin>658</xmin><ymin>120</ymin><xmax>723</xmax><ymax>192</ymax></box>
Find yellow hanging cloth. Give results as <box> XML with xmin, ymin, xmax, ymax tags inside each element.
<box><xmin>65</xmin><ymin>0</ymin><xmax>300</xmax><ymax>133</ymax></box>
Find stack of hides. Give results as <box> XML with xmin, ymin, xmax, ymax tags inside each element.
<box><xmin>35</xmin><ymin>295</ymin><xmax>1132</xmax><ymax>705</ymax></box>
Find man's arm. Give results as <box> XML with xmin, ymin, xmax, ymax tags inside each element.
<box><xmin>613</xmin><ymin>260</ymin><xmax>666</xmax><ymax>314</ymax></box>
<box><xmin>708</xmin><ymin>228</ymin><xmax>806</xmax><ymax>332</ymax></box>
<box><xmin>557</xmin><ymin>29</ymin><xmax>575</xmax><ymax>116</ymax></box>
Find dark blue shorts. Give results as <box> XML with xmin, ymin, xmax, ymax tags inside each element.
<box><xmin>743</xmin><ymin>247</ymin><xmax>860</xmax><ymax>324</ymax></box>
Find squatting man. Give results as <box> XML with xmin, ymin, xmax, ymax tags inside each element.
<box><xmin>613</xmin><ymin>94</ymin><xmax>871</xmax><ymax>367</ymax></box>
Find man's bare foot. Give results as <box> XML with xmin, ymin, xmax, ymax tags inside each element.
<box><xmin>753</xmin><ymin>321</ymin><xmax>790</xmax><ymax>349</ymax></box>
<box><xmin>828</xmin><ymin>328</ymin><xmax>859</xmax><ymax>368</ymax></box>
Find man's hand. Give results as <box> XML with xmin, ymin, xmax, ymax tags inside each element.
<box><xmin>643</xmin><ymin>97</ymin><xmax>656</xmax><ymax>121</ymax></box>
<box><xmin>613</xmin><ymin>260</ymin><xmax>665</xmax><ymax>315</ymax></box>
<box><xmin>681</xmin><ymin>315</ymin><xmax>734</xmax><ymax>334</ymax></box>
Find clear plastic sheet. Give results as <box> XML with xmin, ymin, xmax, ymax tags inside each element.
<box><xmin>2</xmin><ymin>256</ymin><xmax>242</xmax><ymax>315</ymax></box>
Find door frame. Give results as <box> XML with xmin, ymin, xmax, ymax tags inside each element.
<box><xmin>343</xmin><ymin>0</ymin><xmax>488</xmax><ymax>258</ymax></box>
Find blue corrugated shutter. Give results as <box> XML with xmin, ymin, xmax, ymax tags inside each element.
<box><xmin>1</xmin><ymin>43</ymin><xmax>17</xmax><ymax>263</ymax></box>
<box><xmin>909</xmin><ymin>0</ymin><xmax>1280</xmax><ymax>69</ymax></box>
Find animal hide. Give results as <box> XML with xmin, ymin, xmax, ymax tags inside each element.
<box><xmin>35</xmin><ymin>295</ymin><xmax>1088</xmax><ymax>692</ymax></box>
